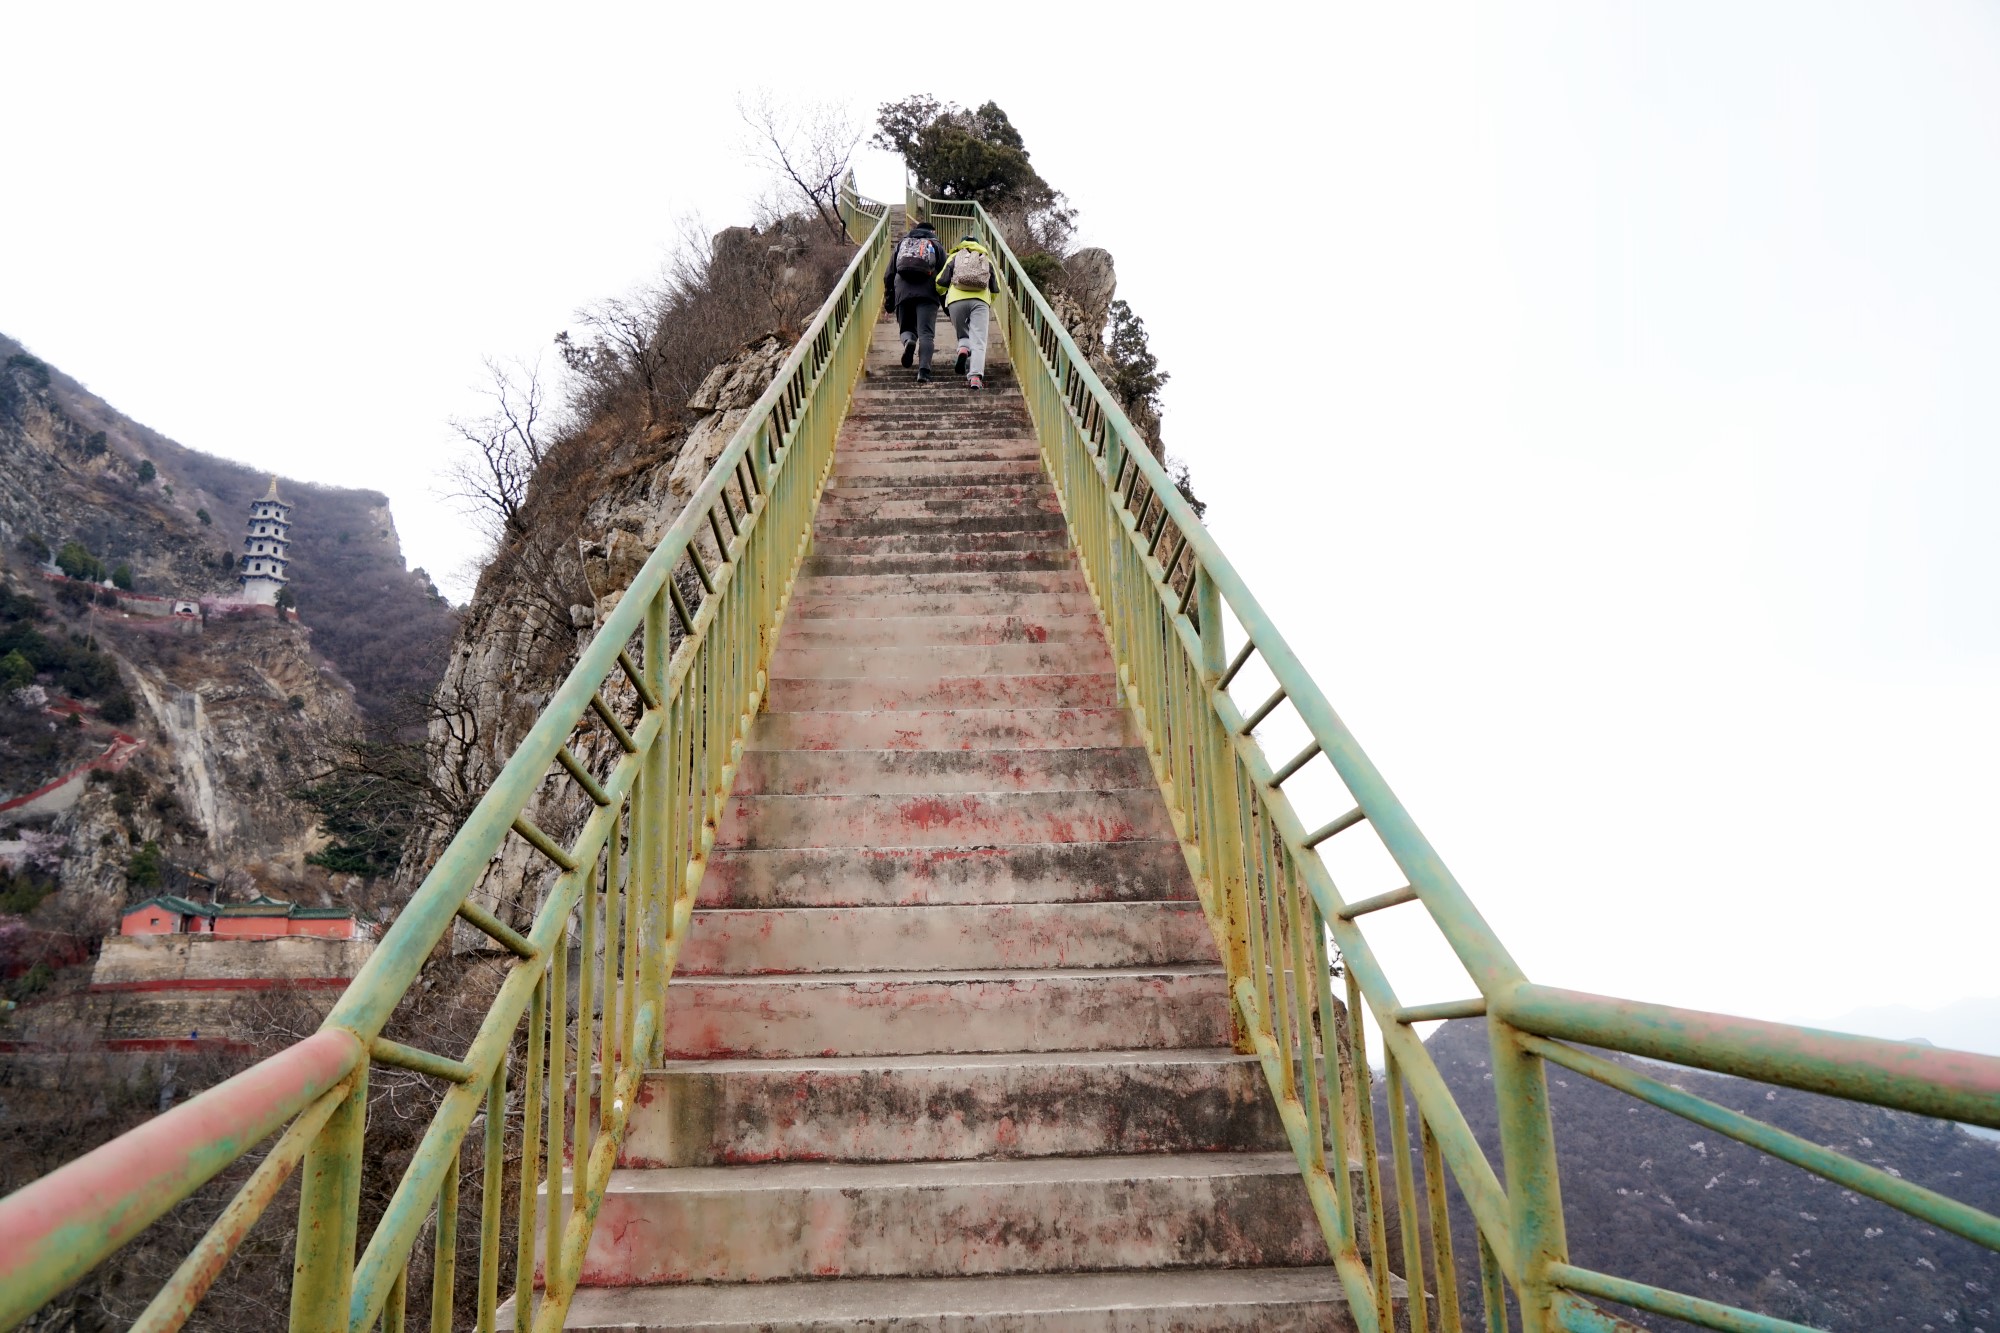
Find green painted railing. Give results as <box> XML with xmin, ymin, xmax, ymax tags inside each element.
<box><xmin>3</xmin><ymin>172</ymin><xmax>1995</xmax><ymax>1333</ymax></box>
<box><xmin>0</xmin><ymin>185</ymin><xmax>890</xmax><ymax>1333</ymax></box>
<box><xmin>902</xmin><ymin>186</ymin><xmax>2000</xmax><ymax>1333</ymax></box>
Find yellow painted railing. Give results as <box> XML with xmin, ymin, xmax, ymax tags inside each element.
<box><xmin>904</xmin><ymin>185</ymin><xmax>2000</xmax><ymax>1333</ymax></box>
<box><xmin>0</xmin><ymin>184</ymin><xmax>890</xmax><ymax>1333</ymax></box>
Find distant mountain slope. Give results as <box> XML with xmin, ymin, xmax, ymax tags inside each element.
<box><xmin>1819</xmin><ymin>996</ymin><xmax>2000</xmax><ymax>1059</ymax></box>
<box><xmin>1407</xmin><ymin>1018</ymin><xmax>2000</xmax><ymax>1331</ymax></box>
<box><xmin>0</xmin><ymin>332</ymin><xmax>455</xmax><ymax>720</ymax></box>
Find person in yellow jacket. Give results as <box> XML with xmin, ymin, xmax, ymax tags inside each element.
<box><xmin>935</xmin><ymin>238</ymin><xmax>1000</xmax><ymax>390</ymax></box>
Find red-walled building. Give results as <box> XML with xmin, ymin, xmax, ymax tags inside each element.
<box><xmin>119</xmin><ymin>894</ymin><xmax>367</xmax><ymax>940</ymax></box>
<box><xmin>118</xmin><ymin>897</ymin><xmax>218</xmax><ymax>935</ymax></box>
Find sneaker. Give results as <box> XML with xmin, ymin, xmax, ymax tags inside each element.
<box><xmin>954</xmin><ymin>349</ymin><xmax>970</xmax><ymax>376</ymax></box>
<box><xmin>900</xmin><ymin>341</ymin><xmax>915</xmax><ymax>368</ymax></box>
<box><xmin>968</xmin><ymin>374</ymin><xmax>984</xmax><ymax>391</ymax></box>
<box><xmin>916</xmin><ymin>367</ymin><xmax>933</xmax><ymax>384</ymax></box>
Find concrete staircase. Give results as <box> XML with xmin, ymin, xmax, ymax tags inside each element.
<box><xmin>549</xmin><ymin>314</ymin><xmax>1356</xmax><ymax>1328</ymax></box>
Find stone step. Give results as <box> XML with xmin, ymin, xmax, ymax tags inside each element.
<box><xmin>808</xmin><ymin>529</ymin><xmax>1071</xmax><ymax>558</ymax></box>
<box><xmin>817</xmin><ymin>485</ymin><xmax>1056</xmax><ymax>509</ymax></box>
<box><xmin>676</xmin><ymin>901</ymin><xmax>1215</xmax><ymax>975</ymax></box>
<box><xmin>786</xmin><ymin>589</ymin><xmax>1097</xmax><ymax>620</ymax></box>
<box><xmin>763</xmin><ymin>670</ymin><xmax>1117</xmax><ymax>713</ymax></box>
<box><xmin>815</xmin><ymin>494</ymin><xmax>1062</xmax><ymax>520</ymax></box>
<box><xmin>660</xmin><ymin>966</ymin><xmax>1230</xmax><ymax>1059</ymax></box>
<box><xmin>836</xmin><ymin>430</ymin><xmax>1040</xmax><ymax>446</ymax></box>
<box><xmin>838</xmin><ymin>439</ymin><xmax>1041</xmax><ymax>459</ymax></box>
<box><xmin>737</xmin><ymin>746</ymin><xmax>1150</xmax><ymax>794</ymax></box>
<box><xmin>825</xmin><ymin>475</ymin><xmax>1045</xmax><ymax>494</ymax></box>
<box><xmin>802</xmin><ymin>550</ymin><xmax>1075</xmax><ymax>578</ymax></box>
<box><xmin>622</xmin><ymin>1049</ymin><xmax>1279</xmax><ymax>1166</ymax></box>
<box><xmin>767</xmin><ymin>642</ymin><xmax>1112</xmax><ymax>681</ymax></box>
<box><xmin>698</xmin><ymin>841</ymin><xmax>1193</xmax><ymax>908</ymax></box>
<box><xmin>813</xmin><ymin>511</ymin><xmax>1065</xmax><ymax>534</ymax></box>
<box><xmin>536</xmin><ymin>1268</ymin><xmax>1352</xmax><ymax>1332</ymax></box>
<box><xmin>835</xmin><ymin>456</ymin><xmax>1043</xmax><ymax>479</ymax></box>
<box><xmin>791</xmin><ymin>571</ymin><xmax>1087</xmax><ymax>599</ymax></box>
<box><xmin>563</xmin><ymin>1153</ymin><xmax>1323</xmax><ymax>1284</ymax></box>
<box><xmin>814</xmin><ymin>511</ymin><xmax>1063</xmax><ymax>537</ymax></box>
<box><xmin>747</xmin><ymin>706</ymin><xmax>1132</xmax><ymax>752</ymax></box>
<box><xmin>716</xmin><ymin>790</ymin><xmax>1171</xmax><ymax>850</ymax></box>
<box><xmin>841</xmin><ymin>431</ymin><xmax>1037</xmax><ymax>447</ymax></box>
<box><xmin>776</xmin><ymin>612</ymin><xmax>1104</xmax><ymax>646</ymax></box>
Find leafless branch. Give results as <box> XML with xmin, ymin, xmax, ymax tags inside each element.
<box><xmin>738</xmin><ymin>92</ymin><xmax>861</xmax><ymax>243</ymax></box>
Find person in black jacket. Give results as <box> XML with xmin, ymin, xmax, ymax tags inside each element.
<box><xmin>883</xmin><ymin>220</ymin><xmax>946</xmax><ymax>382</ymax></box>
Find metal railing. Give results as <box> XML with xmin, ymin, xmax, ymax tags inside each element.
<box><xmin>905</xmin><ymin>186</ymin><xmax>2000</xmax><ymax>1333</ymax></box>
<box><xmin>3</xmin><ymin>172</ymin><xmax>1994</xmax><ymax>1333</ymax></box>
<box><xmin>0</xmin><ymin>185</ymin><xmax>890</xmax><ymax>1333</ymax></box>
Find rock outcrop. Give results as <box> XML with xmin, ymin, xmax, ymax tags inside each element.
<box><xmin>404</xmin><ymin>334</ymin><xmax>799</xmax><ymax>936</ymax></box>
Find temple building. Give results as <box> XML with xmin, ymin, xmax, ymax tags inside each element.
<box><xmin>239</xmin><ymin>476</ymin><xmax>292</xmax><ymax>605</ymax></box>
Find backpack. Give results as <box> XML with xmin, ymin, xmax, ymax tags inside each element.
<box><xmin>895</xmin><ymin>234</ymin><xmax>940</xmax><ymax>277</ymax></box>
<box><xmin>951</xmin><ymin>249</ymin><xmax>993</xmax><ymax>290</ymax></box>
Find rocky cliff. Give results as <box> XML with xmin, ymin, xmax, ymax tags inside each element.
<box><xmin>0</xmin><ymin>337</ymin><xmax>452</xmax><ymax>945</ymax></box>
<box><xmin>402</xmin><ymin>335</ymin><xmax>791</xmax><ymax>929</ymax></box>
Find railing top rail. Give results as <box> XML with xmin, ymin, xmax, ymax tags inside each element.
<box><xmin>0</xmin><ymin>203</ymin><xmax>892</xmax><ymax>1333</ymax></box>
<box><xmin>0</xmin><ymin>1030</ymin><xmax>362</xmax><ymax>1330</ymax></box>
<box><xmin>911</xmin><ymin>185</ymin><xmax>1524</xmax><ymax>989</ymax></box>
<box><xmin>915</xmin><ymin>182</ymin><xmax>2000</xmax><ymax>1113</ymax></box>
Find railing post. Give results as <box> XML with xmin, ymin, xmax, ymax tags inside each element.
<box><xmin>289</xmin><ymin>1064</ymin><xmax>367</xmax><ymax>1332</ymax></box>
<box><xmin>1196</xmin><ymin>568</ymin><xmax>1253</xmax><ymax>1054</ymax></box>
<box><xmin>1491</xmin><ymin>1020</ymin><xmax>1570</xmax><ymax>1329</ymax></box>
<box><xmin>639</xmin><ymin>585</ymin><xmax>672</xmax><ymax>1064</ymax></box>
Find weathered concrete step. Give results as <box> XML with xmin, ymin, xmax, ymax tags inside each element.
<box><xmin>677</xmin><ymin>901</ymin><xmax>1215</xmax><ymax>975</ymax></box>
<box><xmin>825</xmin><ymin>474</ymin><xmax>1047</xmax><ymax>493</ymax></box>
<box><xmin>777</xmin><ymin>612</ymin><xmax>1103</xmax><ymax>646</ymax></box>
<box><xmin>818</xmin><ymin>485</ymin><xmax>1057</xmax><ymax>509</ymax></box>
<box><xmin>768</xmin><ymin>642</ymin><xmax>1111</xmax><ymax>681</ymax></box>
<box><xmin>747</xmin><ymin>707</ymin><xmax>1132</xmax><ymax>752</ymax></box>
<box><xmin>660</xmin><ymin>966</ymin><xmax>1230</xmax><ymax>1059</ymax></box>
<box><xmin>838</xmin><ymin>439</ymin><xmax>1041</xmax><ymax>459</ymax></box>
<box><xmin>840</xmin><ymin>433</ymin><xmax>1037</xmax><ymax>450</ymax></box>
<box><xmin>814</xmin><ymin>514</ymin><xmax>1065</xmax><ymax>541</ymax></box>
<box><xmin>764</xmin><ymin>671</ymin><xmax>1117</xmax><ymax>712</ymax></box>
<box><xmin>836</xmin><ymin>430</ymin><xmax>1040</xmax><ymax>446</ymax></box>
<box><xmin>540</xmin><ymin>1268</ymin><xmax>1351</xmax><ymax>1332</ymax></box>
<box><xmin>834</xmin><ymin>458</ymin><xmax>1043</xmax><ymax>481</ymax></box>
<box><xmin>815</xmin><ymin>493</ymin><xmax>1062</xmax><ymax>520</ymax></box>
<box><xmin>792</xmin><ymin>570</ymin><xmax>1087</xmax><ymax>599</ymax></box>
<box><xmin>570</xmin><ymin>1153</ymin><xmax>1321</xmax><ymax>1283</ymax></box>
<box><xmin>787</xmin><ymin>590</ymin><xmax>1097</xmax><ymax>621</ymax></box>
<box><xmin>699</xmin><ymin>841</ymin><xmax>1193</xmax><ymax>908</ymax></box>
<box><xmin>737</xmin><ymin>746</ymin><xmax>1149</xmax><ymax>794</ymax></box>
<box><xmin>802</xmin><ymin>550</ymin><xmax>1074</xmax><ymax>578</ymax></box>
<box><xmin>624</xmin><ymin>1049</ymin><xmax>1278</xmax><ymax>1166</ymax></box>
<box><xmin>717</xmin><ymin>789</ymin><xmax>1170</xmax><ymax>850</ymax></box>
<box><xmin>808</xmin><ymin>529</ymin><xmax>1070</xmax><ymax>557</ymax></box>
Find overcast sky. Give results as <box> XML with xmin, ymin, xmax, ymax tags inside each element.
<box><xmin>2</xmin><ymin>4</ymin><xmax>1994</xmax><ymax>1042</ymax></box>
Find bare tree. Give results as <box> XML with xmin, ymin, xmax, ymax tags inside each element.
<box><xmin>739</xmin><ymin>93</ymin><xmax>862</xmax><ymax>243</ymax></box>
<box><xmin>443</xmin><ymin>356</ymin><xmax>548</xmax><ymax>540</ymax></box>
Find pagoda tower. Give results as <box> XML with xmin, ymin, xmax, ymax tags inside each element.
<box><xmin>238</xmin><ymin>476</ymin><xmax>293</xmax><ymax>605</ymax></box>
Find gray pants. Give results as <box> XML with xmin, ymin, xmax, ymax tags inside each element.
<box><xmin>948</xmin><ymin>300</ymin><xmax>990</xmax><ymax>377</ymax></box>
<box><xmin>897</xmin><ymin>298</ymin><xmax>938</xmax><ymax>370</ymax></box>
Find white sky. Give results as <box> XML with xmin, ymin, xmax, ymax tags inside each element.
<box><xmin>2</xmin><ymin>3</ymin><xmax>1994</xmax><ymax>1037</ymax></box>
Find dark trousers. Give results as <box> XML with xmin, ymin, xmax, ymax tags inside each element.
<box><xmin>897</xmin><ymin>298</ymin><xmax>939</xmax><ymax>369</ymax></box>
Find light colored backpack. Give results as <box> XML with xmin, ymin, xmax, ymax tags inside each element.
<box><xmin>952</xmin><ymin>250</ymin><xmax>992</xmax><ymax>291</ymax></box>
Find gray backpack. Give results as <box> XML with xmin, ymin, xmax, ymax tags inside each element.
<box><xmin>952</xmin><ymin>250</ymin><xmax>992</xmax><ymax>291</ymax></box>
